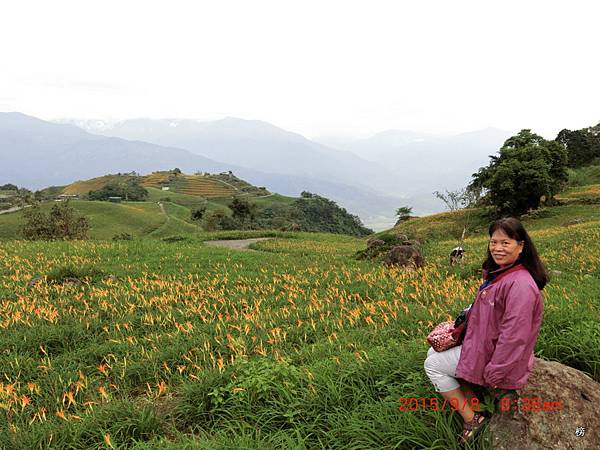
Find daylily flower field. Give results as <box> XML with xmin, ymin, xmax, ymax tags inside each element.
<box><xmin>0</xmin><ymin>208</ymin><xmax>598</xmax><ymax>449</ymax></box>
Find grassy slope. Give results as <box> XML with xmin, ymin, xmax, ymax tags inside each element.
<box><xmin>0</xmin><ymin>201</ymin><xmax>166</xmax><ymax>240</ymax></box>
<box><xmin>0</xmin><ymin>197</ymin><xmax>598</xmax><ymax>449</ymax></box>
<box><xmin>62</xmin><ymin>175</ymin><xmax>135</xmax><ymax>195</ymax></box>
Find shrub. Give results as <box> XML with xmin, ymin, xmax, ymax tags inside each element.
<box><xmin>45</xmin><ymin>264</ymin><xmax>104</xmax><ymax>284</ymax></box>
<box><xmin>21</xmin><ymin>202</ymin><xmax>90</xmax><ymax>240</ymax></box>
<box><xmin>162</xmin><ymin>235</ymin><xmax>188</xmax><ymax>243</ymax></box>
<box><xmin>112</xmin><ymin>232</ymin><xmax>134</xmax><ymax>241</ymax></box>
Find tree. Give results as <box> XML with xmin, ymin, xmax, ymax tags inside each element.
<box><xmin>190</xmin><ymin>205</ymin><xmax>207</xmax><ymax>222</ymax></box>
<box><xmin>22</xmin><ymin>202</ymin><xmax>90</xmax><ymax>240</ymax></box>
<box><xmin>395</xmin><ymin>206</ymin><xmax>413</xmax><ymax>225</ymax></box>
<box><xmin>229</xmin><ymin>198</ymin><xmax>256</xmax><ymax>221</ymax></box>
<box><xmin>201</xmin><ymin>209</ymin><xmax>237</xmax><ymax>231</ymax></box>
<box><xmin>556</xmin><ymin>123</ymin><xmax>600</xmax><ymax>168</ymax></box>
<box><xmin>88</xmin><ymin>179</ymin><xmax>148</xmax><ymax>201</ymax></box>
<box><xmin>291</xmin><ymin>193</ymin><xmax>373</xmax><ymax>236</ymax></box>
<box><xmin>470</xmin><ymin>129</ymin><xmax>568</xmax><ymax>216</ymax></box>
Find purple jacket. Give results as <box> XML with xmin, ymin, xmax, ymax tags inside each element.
<box><xmin>455</xmin><ymin>264</ymin><xmax>544</xmax><ymax>390</ymax></box>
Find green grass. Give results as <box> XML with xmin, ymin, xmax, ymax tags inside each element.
<box><xmin>0</xmin><ymin>187</ymin><xmax>599</xmax><ymax>448</ymax></box>
<box><xmin>567</xmin><ymin>164</ymin><xmax>600</xmax><ymax>186</ymax></box>
<box><xmin>146</xmin><ymin>187</ymin><xmax>207</xmax><ymax>208</ymax></box>
<box><xmin>0</xmin><ymin>201</ymin><xmax>167</xmax><ymax>240</ymax></box>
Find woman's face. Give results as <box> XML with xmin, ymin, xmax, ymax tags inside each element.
<box><xmin>489</xmin><ymin>229</ymin><xmax>524</xmax><ymax>268</ymax></box>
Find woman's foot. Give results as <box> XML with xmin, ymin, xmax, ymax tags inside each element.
<box><xmin>458</xmin><ymin>412</ymin><xmax>488</xmax><ymax>446</ymax></box>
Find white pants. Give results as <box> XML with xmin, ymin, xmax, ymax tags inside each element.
<box><xmin>424</xmin><ymin>345</ymin><xmax>462</xmax><ymax>393</ymax></box>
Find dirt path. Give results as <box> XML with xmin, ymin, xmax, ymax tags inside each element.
<box><xmin>0</xmin><ymin>205</ymin><xmax>31</xmax><ymax>215</ymax></box>
<box><xmin>203</xmin><ymin>237</ymin><xmax>273</xmax><ymax>251</ymax></box>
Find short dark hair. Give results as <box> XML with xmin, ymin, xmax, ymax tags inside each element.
<box><xmin>483</xmin><ymin>217</ymin><xmax>549</xmax><ymax>290</ymax></box>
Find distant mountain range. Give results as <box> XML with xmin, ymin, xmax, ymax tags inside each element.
<box><xmin>314</xmin><ymin>127</ymin><xmax>514</xmax><ymax>195</ymax></box>
<box><xmin>1</xmin><ymin>112</ymin><xmax>513</xmax><ymax>230</ymax></box>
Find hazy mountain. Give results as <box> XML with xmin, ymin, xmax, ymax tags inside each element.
<box><xmin>313</xmin><ymin>130</ymin><xmax>438</xmax><ymax>162</ymax></box>
<box><xmin>76</xmin><ymin>117</ymin><xmax>404</xmax><ymax>195</ymax></box>
<box><xmin>319</xmin><ymin>127</ymin><xmax>514</xmax><ymax>194</ymax></box>
<box><xmin>0</xmin><ymin>113</ymin><xmax>408</xmax><ymax>229</ymax></box>
<box><xmin>0</xmin><ymin>112</ymin><xmax>236</xmax><ymax>189</ymax></box>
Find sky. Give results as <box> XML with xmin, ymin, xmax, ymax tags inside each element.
<box><xmin>1</xmin><ymin>0</ymin><xmax>599</xmax><ymax>140</ymax></box>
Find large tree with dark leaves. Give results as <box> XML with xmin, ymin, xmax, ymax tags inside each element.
<box><xmin>470</xmin><ymin>129</ymin><xmax>568</xmax><ymax>216</ymax></box>
<box><xmin>556</xmin><ymin>123</ymin><xmax>600</xmax><ymax>168</ymax></box>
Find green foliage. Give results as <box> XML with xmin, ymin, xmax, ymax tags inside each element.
<box><xmin>470</xmin><ymin>129</ymin><xmax>569</xmax><ymax>216</ymax></box>
<box><xmin>113</xmin><ymin>232</ymin><xmax>134</xmax><ymax>241</ymax></box>
<box><xmin>290</xmin><ymin>193</ymin><xmax>373</xmax><ymax>236</ymax></box>
<box><xmin>395</xmin><ymin>206</ymin><xmax>413</xmax><ymax>225</ymax></box>
<box><xmin>190</xmin><ymin>205</ymin><xmax>207</xmax><ymax>222</ymax></box>
<box><xmin>45</xmin><ymin>263</ymin><xmax>105</xmax><ymax>284</ymax></box>
<box><xmin>21</xmin><ymin>201</ymin><xmax>90</xmax><ymax>240</ymax></box>
<box><xmin>556</xmin><ymin>123</ymin><xmax>600</xmax><ymax>168</ymax></box>
<box><xmin>567</xmin><ymin>164</ymin><xmax>600</xmax><ymax>186</ymax></box>
<box><xmin>0</xmin><ymin>183</ymin><xmax>18</xmax><ymax>191</ymax></box>
<box><xmin>199</xmin><ymin>193</ymin><xmax>372</xmax><ymax>236</ymax></box>
<box><xmin>88</xmin><ymin>178</ymin><xmax>149</xmax><ymax>201</ymax></box>
<box><xmin>228</xmin><ymin>197</ymin><xmax>257</xmax><ymax>229</ymax></box>
<box><xmin>202</xmin><ymin>209</ymin><xmax>234</xmax><ymax>231</ymax></box>
<box><xmin>1</xmin><ymin>203</ymin><xmax>599</xmax><ymax>448</ymax></box>
<box><xmin>162</xmin><ymin>235</ymin><xmax>189</xmax><ymax>243</ymax></box>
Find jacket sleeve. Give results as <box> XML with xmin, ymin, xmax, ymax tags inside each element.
<box><xmin>482</xmin><ymin>280</ymin><xmax>540</xmax><ymax>387</ymax></box>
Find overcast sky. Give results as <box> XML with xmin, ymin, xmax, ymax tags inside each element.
<box><xmin>1</xmin><ymin>0</ymin><xmax>598</xmax><ymax>139</ymax></box>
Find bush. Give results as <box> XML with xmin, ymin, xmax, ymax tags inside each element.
<box><xmin>21</xmin><ymin>202</ymin><xmax>90</xmax><ymax>240</ymax></box>
<box><xmin>162</xmin><ymin>235</ymin><xmax>188</xmax><ymax>243</ymax></box>
<box><xmin>113</xmin><ymin>232</ymin><xmax>134</xmax><ymax>241</ymax></box>
<box><xmin>45</xmin><ymin>264</ymin><xmax>104</xmax><ymax>284</ymax></box>
<box><xmin>88</xmin><ymin>179</ymin><xmax>148</xmax><ymax>201</ymax></box>
<box><xmin>190</xmin><ymin>205</ymin><xmax>207</xmax><ymax>222</ymax></box>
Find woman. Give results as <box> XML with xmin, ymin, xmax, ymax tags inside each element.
<box><xmin>424</xmin><ymin>217</ymin><xmax>547</xmax><ymax>445</ymax></box>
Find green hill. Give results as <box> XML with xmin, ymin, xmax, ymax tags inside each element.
<box><xmin>0</xmin><ymin>200</ymin><xmax>166</xmax><ymax>240</ymax></box>
<box><xmin>0</xmin><ymin>192</ymin><xmax>598</xmax><ymax>448</ymax></box>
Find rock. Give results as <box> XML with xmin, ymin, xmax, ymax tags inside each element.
<box><xmin>550</xmin><ymin>270</ymin><xmax>563</xmax><ymax>276</ymax></box>
<box><xmin>392</xmin><ymin>233</ymin><xmax>409</xmax><ymax>243</ymax></box>
<box><xmin>383</xmin><ymin>245</ymin><xmax>424</xmax><ymax>269</ymax></box>
<box><xmin>28</xmin><ymin>276</ymin><xmax>43</xmax><ymax>286</ymax></box>
<box><xmin>563</xmin><ymin>217</ymin><xmax>586</xmax><ymax>227</ymax></box>
<box><xmin>366</xmin><ymin>238</ymin><xmax>385</xmax><ymax>249</ymax></box>
<box><xmin>489</xmin><ymin>358</ymin><xmax>599</xmax><ymax>449</ymax></box>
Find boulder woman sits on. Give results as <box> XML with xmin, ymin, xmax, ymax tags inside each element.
<box><xmin>424</xmin><ymin>217</ymin><xmax>548</xmax><ymax>445</ymax></box>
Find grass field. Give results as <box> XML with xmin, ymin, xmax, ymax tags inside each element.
<box><xmin>0</xmin><ymin>201</ymin><xmax>167</xmax><ymax>240</ymax></box>
<box><xmin>0</xmin><ymin>198</ymin><xmax>598</xmax><ymax>449</ymax></box>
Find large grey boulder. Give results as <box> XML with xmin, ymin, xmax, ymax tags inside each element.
<box><xmin>489</xmin><ymin>358</ymin><xmax>599</xmax><ymax>449</ymax></box>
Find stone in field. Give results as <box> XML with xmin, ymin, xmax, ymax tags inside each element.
<box><xmin>489</xmin><ymin>358</ymin><xmax>599</xmax><ymax>449</ymax></box>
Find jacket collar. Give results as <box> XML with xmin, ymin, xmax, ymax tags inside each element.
<box><xmin>479</xmin><ymin>261</ymin><xmax>525</xmax><ymax>291</ymax></box>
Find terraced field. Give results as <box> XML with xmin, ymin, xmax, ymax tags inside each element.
<box><xmin>62</xmin><ymin>175</ymin><xmax>136</xmax><ymax>196</ymax></box>
<box><xmin>142</xmin><ymin>173</ymin><xmax>237</xmax><ymax>198</ymax></box>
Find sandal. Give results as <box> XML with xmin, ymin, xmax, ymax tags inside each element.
<box><xmin>458</xmin><ymin>412</ymin><xmax>488</xmax><ymax>446</ymax></box>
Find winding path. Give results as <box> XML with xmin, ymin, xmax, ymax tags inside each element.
<box><xmin>0</xmin><ymin>205</ymin><xmax>31</xmax><ymax>215</ymax></box>
<box><xmin>203</xmin><ymin>237</ymin><xmax>273</xmax><ymax>251</ymax></box>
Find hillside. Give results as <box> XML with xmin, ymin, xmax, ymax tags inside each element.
<box><xmin>0</xmin><ymin>169</ymin><xmax>374</xmax><ymax>238</ymax></box>
<box><xmin>60</xmin><ymin>171</ymin><xmax>270</xmax><ymax>199</ymax></box>
<box><xmin>0</xmin><ymin>191</ymin><xmax>597</xmax><ymax>448</ymax></box>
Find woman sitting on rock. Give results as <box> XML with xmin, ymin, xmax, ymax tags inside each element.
<box><xmin>424</xmin><ymin>217</ymin><xmax>548</xmax><ymax>445</ymax></box>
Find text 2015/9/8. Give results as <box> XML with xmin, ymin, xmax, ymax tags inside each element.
<box><xmin>399</xmin><ymin>397</ymin><xmax>479</xmax><ymax>411</ymax></box>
